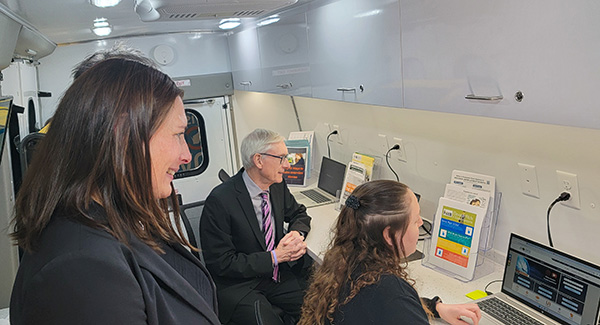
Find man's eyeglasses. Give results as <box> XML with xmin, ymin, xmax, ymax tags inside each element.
<box><xmin>259</xmin><ymin>153</ymin><xmax>294</xmax><ymax>164</ymax></box>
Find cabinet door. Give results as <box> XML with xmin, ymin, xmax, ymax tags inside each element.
<box><xmin>401</xmin><ymin>0</ymin><xmax>600</xmax><ymax>129</ymax></box>
<box><xmin>307</xmin><ymin>0</ymin><xmax>402</xmax><ymax>107</ymax></box>
<box><xmin>228</xmin><ymin>28</ymin><xmax>264</xmax><ymax>92</ymax></box>
<box><xmin>257</xmin><ymin>11</ymin><xmax>311</xmax><ymax>97</ymax></box>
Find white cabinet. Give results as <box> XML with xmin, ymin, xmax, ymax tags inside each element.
<box><xmin>401</xmin><ymin>0</ymin><xmax>600</xmax><ymax>129</ymax></box>
<box><xmin>229</xmin><ymin>10</ymin><xmax>311</xmax><ymax>96</ymax></box>
<box><xmin>228</xmin><ymin>27</ymin><xmax>264</xmax><ymax>92</ymax></box>
<box><xmin>307</xmin><ymin>0</ymin><xmax>402</xmax><ymax>107</ymax></box>
<box><xmin>257</xmin><ymin>11</ymin><xmax>311</xmax><ymax>96</ymax></box>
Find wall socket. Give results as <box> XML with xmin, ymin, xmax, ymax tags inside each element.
<box><xmin>377</xmin><ymin>134</ymin><xmax>390</xmax><ymax>156</ymax></box>
<box><xmin>392</xmin><ymin>137</ymin><xmax>407</xmax><ymax>162</ymax></box>
<box><xmin>556</xmin><ymin>170</ymin><xmax>581</xmax><ymax>209</ymax></box>
<box><xmin>332</xmin><ymin>124</ymin><xmax>343</xmax><ymax>145</ymax></box>
<box><xmin>518</xmin><ymin>163</ymin><xmax>540</xmax><ymax>198</ymax></box>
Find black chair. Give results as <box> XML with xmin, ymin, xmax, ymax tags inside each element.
<box><xmin>218</xmin><ymin>168</ymin><xmax>231</xmax><ymax>183</ymax></box>
<box><xmin>179</xmin><ymin>201</ymin><xmax>205</xmax><ymax>263</ymax></box>
<box><xmin>254</xmin><ymin>300</ymin><xmax>287</xmax><ymax>325</ymax></box>
<box><xmin>18</xmin><ymin>132</ymin><xmax>46</xmax><ymax>176</ymax></box>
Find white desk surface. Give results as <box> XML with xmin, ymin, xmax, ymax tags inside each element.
<box><xmin>304</xmin><ymin>203</ymin><xmax>505</xmax><ymax>307</ymax></box>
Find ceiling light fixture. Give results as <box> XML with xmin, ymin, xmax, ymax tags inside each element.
<box><xmin>92</xmin><ymin>18</ymin><xmax>112</xmax><ymax>36</ymax></box>
<box><xmin>257</xmin><ymin>15</ymin><xmax>280</xmax><ymax>27</ymax></box>
<box><xmin>90</xmin><ymin>0</ymin><xmax>121</xmax><ymax>8</ymax></box>
<box><xmin>135</xmin><ymin>0</ymin><xmax>160</xmax><ymax>22</ymax></box>
<box><xmin>219</xmin><ymin>18</ymin><xmax>241</xmax><ymax>30</ymax></box>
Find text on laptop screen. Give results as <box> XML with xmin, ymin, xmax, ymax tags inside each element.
<box><xmin>317</xmin><ymin>157</ymin><xmax>346</xmax><ymax>196</ymax></box>
<box><xmin>502</xmin><ymin>234</ymin><xmax>600</xmax><ymax>325</ymax></box>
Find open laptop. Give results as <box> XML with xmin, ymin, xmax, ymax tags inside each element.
<box><xmin>292</xmin><ymin>156</ymin><xmax>346</xmax><ymax>208</ymax></box>
<box><xmin>472</xmin><ymin>233</ymin><xmax>600</xmax><ymax>325</ymax></box>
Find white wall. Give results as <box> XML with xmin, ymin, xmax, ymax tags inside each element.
<box><xmin>37</xmin><ymin>32</ymin><xmax>230</xmax><ymax>124</ymax></box>
<box><xmin>231</xmin><ymin>89</ymin><xmax>600</xmax><ymax>265</ymax></box>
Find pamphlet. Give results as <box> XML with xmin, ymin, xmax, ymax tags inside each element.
<box><xmin>289</xmin><ymin>131</ymin><xmax>314</xmax><ymax>176</ymax></box>
<box><xmin>450</xmin><ymin>170</ymin><xmax>496</xmax><ymax>212</ymax></box>
<box><xmin>351</xmin><ymin>152</ymin><xmax>375</xmax><ymax>181</ymax></box>
<box><xmin>443</xmin><ymin>184</ymin><xmax>490</xmax><ymax>210</ymax></box>
<box><xmin>337</xmin><ymin>161</ymin><xmax>367</xmax><ymax>210</ymax></box>
<box><xmin>286</xmin><ymin>138</ymin><xmax>312</xmax><ymax>179</ymax></box>
<box><xmin>282</xmin><ymin>146</ymin><xmax>308</xmax><ymax>186</ymax></box>
<box><xmin>428</xmin><ymin>197</ymin><xmax>487</xmax><ymax>280</ymax></box>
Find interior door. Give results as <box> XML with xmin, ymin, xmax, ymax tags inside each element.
<box><xmin>173</xmin><ymin>96</ymin><xmax>234</xmax><ymax>205</ymax></box>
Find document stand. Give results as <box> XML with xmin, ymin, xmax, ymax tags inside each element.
<box><xmin>421</xmin><ymin>192</ymin><xmax>502</xmax><ymax>282</ymax></box>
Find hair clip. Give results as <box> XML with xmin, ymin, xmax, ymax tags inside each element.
<box><xmin>345</xmin><ymin>195</ymin><xmax>360</xmax><ymax>210</ymax></box>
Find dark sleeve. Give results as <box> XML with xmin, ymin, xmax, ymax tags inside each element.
<box><xmin>16</xmin><ymin>252</ymin><xmax>147</xmax><ymax>325</ymax></box>
<box><xmin>200</xmin><ymin>194</ymin><xmax>273</xmax><ymax>279</ymax></box>
<box><xmin>281</xmin><ymin>182</ymin><xmax>311</xmax><ymax>236</ymax></box>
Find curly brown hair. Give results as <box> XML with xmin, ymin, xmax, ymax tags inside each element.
<box><xmin>299</xmin><ymin>180</ymin><xmax>429</xmax><ymax>324</ymax></box>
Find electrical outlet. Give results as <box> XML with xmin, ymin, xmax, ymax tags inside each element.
<box><xmin>393</xmin><ymin>137</ymin><xmax>407</xmax><ymax>162</ymax></box>
<box><xmin>556</xmin><ymin>170</ymin><xmax>581</xmax><ymax>209</ymax></box>
<box><xmin>377</xmin><ymin>134</ymin><xmax>390</xmax><ymax>156</ymax></box>
<box><xmin>332</xmin><ymin>124</ymin><xmax>343</xmax><ymax>145</ymax></box>
<box><xmin>518</xmin><ymin>163</ymin><xmax>540</xmax><ymax>198</ymax></box>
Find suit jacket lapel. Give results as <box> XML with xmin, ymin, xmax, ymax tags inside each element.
<box><xmin>232</xmin><ymin>171</ymin><xmax>267</xmax><ymax>250</ymax></box>
<box><xmin>269</xmin><ymin>183</ymin><xmax>284</xmax><ymax>243</ymax></box>
<box><xmin>130</xmin><ymin>236</ymin><xmax>221</xmax><ymax>324</ymax></box>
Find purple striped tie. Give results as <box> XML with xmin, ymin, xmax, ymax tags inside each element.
<box><xmin>260</xmin><ymin>192</ymin><xmax>278</xmax><ymax>282</ymax></box>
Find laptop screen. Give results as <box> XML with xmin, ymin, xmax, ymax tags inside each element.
<box><xmin>317</xmin><ymin>157</ymin><xmax>346</xmax><ymax>196</ymax></box>
<box><xmin>502</xmin><ymin>233</ymin><xmax>600</xmax><ymax>325</ymax></box>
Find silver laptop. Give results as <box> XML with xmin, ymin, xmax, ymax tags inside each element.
<box><xmin>293</xmin><ymin>156</ymin><xmax>346</xmax><ymax>208</ymax></box>
<box><xmin>473</xmin><ymin>233</ymin><xmax>600</xmax><ymax>325</ymax></box>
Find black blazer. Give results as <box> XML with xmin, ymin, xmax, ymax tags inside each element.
<box><xmin>10</xmin><ymin>204</ymin><xmax>221</xmax><ymax>325</ymax></box>
<box><xmin>200</xmin><ymin>168</ymin><xmax>311</xmax><ymax>321</ymax></box>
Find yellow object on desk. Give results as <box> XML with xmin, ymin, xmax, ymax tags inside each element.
<box><xmin>465</xmin><ymin>289</ymin><xmax>487</xmax><ymax>300</ymax></box>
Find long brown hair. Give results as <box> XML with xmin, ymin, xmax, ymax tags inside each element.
<box><xmin>300</xmin><ymin>180</ymin><xmax>422</xmax><ymax>324</ymax></box>
<box><xmin>11</xmin><ymin>58</ymin><xmax>191</xmax><ymax>253</ymax></box>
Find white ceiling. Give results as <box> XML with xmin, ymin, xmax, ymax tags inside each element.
<box><xmin>0</xmin><ymin>0</ymin><xmax>312</xmax><ymax>44</ymax></box>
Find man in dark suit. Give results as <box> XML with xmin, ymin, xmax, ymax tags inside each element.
<box><xmin>201</xmin><ymin>128</ymin><xmax>312</xmax><ymax>325</ymax></box>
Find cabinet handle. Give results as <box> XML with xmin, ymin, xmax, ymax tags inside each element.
<box><xmin>239</xmin><ymin>81</ymin><xmax>252</xmax><ymax>86</ymax></box>
<box><xmin>183</xmin><ymin>99</ymin><xmax>215</xmax><ymax>105</ymax></box>
<box><xmin>465</xmin><ymin>94</ymin><xmax>503</xmax><ymax>101</ymax></box>
<box><xmin>337</xmin><ymin>84</ymin><xmax>365</xmax><ymax>93</ymax></box>
<box><xmin>276</xmin><ymin>82</ymin><xmax>293</xmax><ymax>89</ymax></box>
<box><xmin>337</xmin><ymin>87</ymin><xmax>356</xmax><ymax>92</ymax></box>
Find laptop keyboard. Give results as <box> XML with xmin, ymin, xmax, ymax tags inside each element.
<box><xmin>478</xmin><ymin>297</ymin><xmax>544</xmax><ymax>325</ymax></box>
<box><xmin>300</xmin><ymin>189</ymin><xmax>330</xmax><ymax>203</ymax></box>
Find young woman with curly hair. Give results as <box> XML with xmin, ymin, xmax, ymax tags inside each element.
<box><xmin>299</xmin><ymin>180</ymin><xmax>481</xmax><ymax>324</ymax></box>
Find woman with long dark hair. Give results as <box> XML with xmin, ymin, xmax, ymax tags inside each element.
<box><xmin>300</xmin><ymin>180</ymin><xmax>481</xmax><ymax>324</ymax></box>
<box><xmin>10</xmin><ymin>57</ymin><xmax>220</xmax><ymax>324</ymax></box>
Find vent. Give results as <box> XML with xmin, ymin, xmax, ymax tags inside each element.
<box><xmin>150</xmin><ymin>0</ymin><xmax>298</xmax><ymax>21</ymax></box>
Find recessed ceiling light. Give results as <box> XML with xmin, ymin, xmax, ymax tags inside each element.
<box><xmin>219</xmin><ymin>18</ymin><xmax>241</xmax><ymax>30</ymax></box>
<box><xmin>257</xmin><ymin>15</ymin><xmax>280</xmax><ymax>27</ymax></box>
<box><xmin>90</xmin><ymin>0</ymin><xmax>121</xmax><ymax>8</ymax></box>
<box><xmin>92</xmin><ymin>18</ymin><xmax>112</xmax><ymax>36</ymax></box>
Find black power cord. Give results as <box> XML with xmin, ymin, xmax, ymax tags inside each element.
<box><xmin>547</xmin><ymin>192</ymin><xmax>571</xmax><ymax>248</ymax></box>
<box><xmin>326</xmin><ymin>130</ymin><xmax>338</xmax><ymax>158</ymax></box>
<box><xmin>385</xmin><ymin>144</ymin><xmax>400</xmax><ymax>181</ymax></box>
<box><xmin>484</xmin><ymin>279</ymin><xmax>503</xmax><ymax>295</ymax></box>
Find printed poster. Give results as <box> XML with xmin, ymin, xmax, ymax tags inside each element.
<box><xmin>283</xmin><ymin>147</ymin><xmax>307</xmax><ymax>186</ymax></box>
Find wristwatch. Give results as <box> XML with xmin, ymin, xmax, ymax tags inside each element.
<box><xmin>431</xmin><ymin>296</ymin><xmax>442</xmax><ymax>318</ymax></box>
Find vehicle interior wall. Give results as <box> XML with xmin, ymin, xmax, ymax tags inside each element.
<box><xmin>36</xmin><ymin>33</ymin><xmax>230</xmax><ymax>124</ymax></box>
<box><xmin>231</xmin><ymin>89</ymin><xmax>600</xmax><ymax>266</ymax></box>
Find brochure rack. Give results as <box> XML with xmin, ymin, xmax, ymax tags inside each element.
<box><xmin>421</xmin><ymin>171</ymin><xmax>502</xmax><ymax>282</ymax></box>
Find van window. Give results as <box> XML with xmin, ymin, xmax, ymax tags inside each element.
<box><xmin>174</xmin><ymin>109</ymin><xmax>208</xmax><ymax>178</ymax></box>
